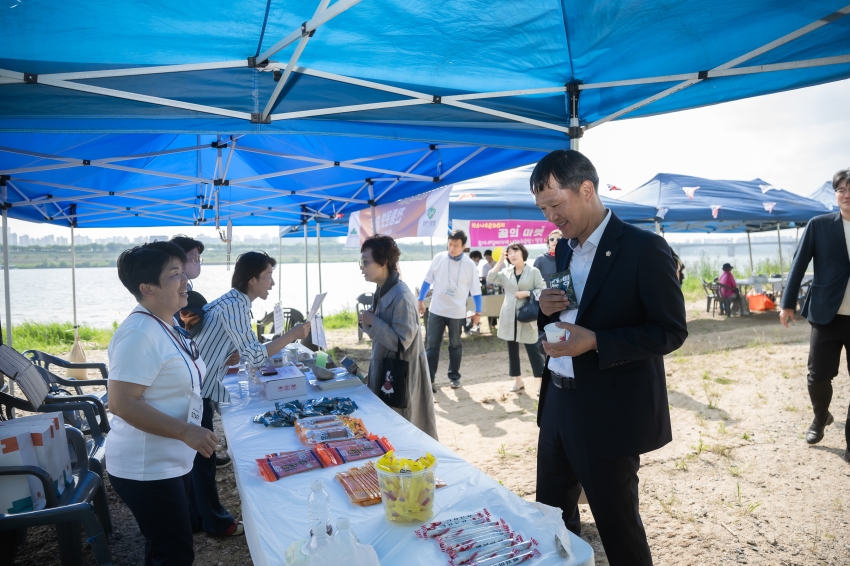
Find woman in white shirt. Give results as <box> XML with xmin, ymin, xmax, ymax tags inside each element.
<box><xmin>106</xmin><ymin>241</ymin><xmax>218</xmax><ymax>566</ymax></box>
<box><xmin>487</xmin><ymin>243</ymin><xmax>547</xmax><ymax>392</ymax></box>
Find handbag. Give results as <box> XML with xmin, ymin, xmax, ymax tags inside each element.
<box><xmin>377</xmin><ymin>338</ymin><xmax>410</xmax><ymax>409</ymax></box>
<box><xmin>516</xmin><ymin>293</ymin><xmax>539</xmax><ymax>323</ymax></box>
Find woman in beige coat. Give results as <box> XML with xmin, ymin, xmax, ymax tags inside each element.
<box><xmin>358</xmin><ymin>234</ymin><xmax>439</xmax><ymax>439</ymax></box>
<box><xmin>487</xmin><ymin>243</ymin><xmax>547</xmax><ymax>392</ymax></box>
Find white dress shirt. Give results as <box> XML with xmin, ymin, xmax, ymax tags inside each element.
<box><xmin>424</xmin><ymin>251</ymin><xmax>482</xmax><ymax>319</ymax></box>
<box><xmin>548</xmin><ymin>209</ymin><xmax>612</xmax><ymax>378</ymax></box>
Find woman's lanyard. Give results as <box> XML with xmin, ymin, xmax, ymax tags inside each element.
<box><xmin>132</xmin><ymin>310</ymin><xmax>202</xmax><ymax>392</ymax></box>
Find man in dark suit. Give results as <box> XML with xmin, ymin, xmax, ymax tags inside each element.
<box><xmin>531</xmin><ymin>150</ymin><xmax>688</xmax><ymax>565</ymax></box>
<box><xmin>780</xmin><ymin>168</ymin><xmax>850</xmax><ymax>462</ymax></box>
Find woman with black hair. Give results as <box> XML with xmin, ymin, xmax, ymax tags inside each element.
<box><xmin>107</xmin><ymin>241</ymin><xmax>219</xmax><ymax>566</ymax></box>
<box><xmin>358</xmin><ymin>234</ymin><xmax>438</xmax><ymax>439</ymax></box>
<box><xmin>191</xmin><ymin>251</ymin><xmax>311</xmax><ymax>537</ymax></box>
<box><xmin>487</xmin><ymin>242</ymin><xmax>546</xmax><ymax>392</ymax></box>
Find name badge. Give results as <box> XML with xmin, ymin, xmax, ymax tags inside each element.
<box><xmin>188</xmin><ymin>391</ymin><xmax>203</xmax><ymax>426</ymax></box>
<box><xmin>445</xmin><ymin>285</ymin><xmax>458</xmax><ymax>297</ymax></box>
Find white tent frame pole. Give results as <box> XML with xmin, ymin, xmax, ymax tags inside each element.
<box><xmin>316</xmin><ymin>223</ymin><xmax>323</xmax><ymax>318</ymax></box>
<box><xmin>2</xmin><ymin>183</ymin><xmax>11</xmax><ymax>352</ymax></box>
<box><xmin>278</xmin><ymin>234</ymin><xmax>282</xmax><ymax>304</ymax></box>
<box><xmin>747</xmin><ymin>231</ymin><xmax>755</xmax><ymax>275</ymax></box>
<box><xmin>261</xmin><ymin>0</ymin><xmax>333</xmax><ymax>121</ymax></box>
<box><xmin>42</xmin><ymin>61</ymin><xmax>248</xmax><ymax>81</ymax></box>
<box><xmin>777</xmin><ymin>225</ymin><xmax>784</xmax><ymax>276</ymax></box>
<box><xmin>71</xmin><ymin>226</ymin><xmax>77</xmax><ymax>337</ymax></box>
<box><xmin>586</xmin><ymin>5</ymin><xmax>850</xmax><ymax>130</ymax></box>
<box><xmin>255</xmin><ymin>0</ymin><xmax>362</xmax><ymax>65</ymax></box>
<box><xmin>439</xmin><ymin>147</ymin><xmax>486</xmax><ymax>180</ymax></box>
<box><xmin>270</xmin><ymin>98</ymin><xmax>430</xmax><ymax>120</ymax></box>
<box><xmin>367</xmin><ymin>183</ymin><xmax>378</xmax><ymax>235</ymax></box>
<box><xmin>374</xmin><ymin>148</ymin><xmax>435</xmax><ymax>201</ymax></box>
<box><xmin>304</xmin><ymin>225</ymin><xmax>309</xmax><ymax>314</ymax></box>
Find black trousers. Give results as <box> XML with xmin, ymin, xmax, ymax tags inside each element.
<box><xmin>426</xmin><ymin>312</ymin><xmax>464</xmax><ymax>383</ymax></box>
<box><xmin>536</xmin><ymin>380</ymin><xmax>653</xmax><ymax>566</ymax></box>
<box><xmin>110</xmin><ymin>473</ymin><xmax>194</xmax><ymax>566</ymax></box>
<box><xmin>189</xmin><ymin>398</ymin><xmax>235</xmax><ymax>535</ymax></box>
<box><xmin>807</xmin><ymin>315</ymin><xmax>850</xmax><ymax>449</ymax></box>
<box><xmin>506</xmin><ymin>340</ymin><xmax>545</xmax><ymax>377</ymax></box>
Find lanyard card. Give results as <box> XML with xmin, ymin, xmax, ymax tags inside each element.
<box><xmin>188</xmin><ymin>391</ymin><xmax>203</xmax><ymax>426</ymax></box>
<box><xmin>549</xmin><ymin>269</ymin><xmax>578</xmax><ymax>310</ymax></box>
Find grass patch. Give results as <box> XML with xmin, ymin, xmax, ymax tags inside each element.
<box><xmin>11</xmin><ymin>321</ymin><xmax>116</xmax><ymax>355</ymax></box>
<box><xmin>323</xmin><ymin>306</ymin><xmax>359</xmax><ymax>329</ymax></box>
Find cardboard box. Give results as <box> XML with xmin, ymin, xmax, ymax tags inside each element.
<box><xmin>0</xmin><ymin>428</ymin><xmax>46</xmax><ymax>513</ymax></box>
<box><xmin>259</xmin><ymin>365</ymin><xmax>307</xmax><ymax>401</ymax></box>
<box><xmin>0</xmin><ymin>413</ymin><xmax>72</xmax><ymax>495</ymax></box>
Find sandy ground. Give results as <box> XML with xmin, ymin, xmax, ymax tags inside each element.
<box><xmin>8</xmin><ymin>300</ymin><xmax>850</xmax><ymax>565</ymax></box>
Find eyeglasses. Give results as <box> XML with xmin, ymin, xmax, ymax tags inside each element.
<box><xmin>359</xmin><ymin>258</ymin><xmax>372</xmax><ymax>268</ymax></box>
<box><xmin>836</xmin><ymin>188</ymin><xmax>849</xmax><ymax>196</ymax></box>
<box><xmin>186</xmin><ymin>257</ymin><xmax>203</xmax><ymax>265</ymax></box>
<box><xmin>548</xmin><ymin>237</ymin><xmax>560</xmax><ymax>242</ymax></box>
<box><xmin>172</xmin><ymin>325</ymin><xmax>200</xmax><ymax>360</ymax></box>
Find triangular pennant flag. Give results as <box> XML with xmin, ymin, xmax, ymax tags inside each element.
<box><xmin>762</xmin><ymin>202</ymin><xmax>777</xmax><ymax>213</ymax></box>
<box><xmin>454</xmin><ymin>193</ymin><xmax>477</xmax><ymax>201</ymax></box>
<box><xmin>710</xmin><ymin>205</ymin><xmax>722</xmax><ymax>219</ymax></box>
<box><xmin>607</xmin><ymin>184</ymin><xmax>621</xmax><ymax>191</ymax></box>
<box><xmin>656</xmin><ymin>207</ymin><xmax>669</xmax><ymax>219</ymax></box>
<box><xmin>682</xmin><ymin>186</ymin><xmax>700</xmax><ymax>199</ymax></box>
<box><xmin>759</xmin><ymin>184</ymin><xmax>780</xmax><ymax>193</ymax></box>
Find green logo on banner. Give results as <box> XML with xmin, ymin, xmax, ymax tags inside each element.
<box><xmin>349</xmin><ymin>228</ymin><xmax>357</xmax><ymax>235</ymax></box>
<box><xmin>427</xmin><ymin>207</ymin><xmax>436</xmax><ymax>219</ymax></box>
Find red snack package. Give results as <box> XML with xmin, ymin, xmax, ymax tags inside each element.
<box><xmin>326</xmin><ymin>437</ymin><xmax>390</xmax><ymax>463</ymax></box>
<box><xmin>256</xmin><ymin>449</ymin><xmax>325</xmax><ymax>482</ymax></box>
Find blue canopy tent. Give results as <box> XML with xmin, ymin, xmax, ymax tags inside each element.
<box><xmin>808</xmin><ymin>181</ymin><xmax>837</xmax><ymax>211</ymax></box>
<box><xmin>1</xmin><ymin>0</ymin><xmax>850</xmax><ymax>346</ymax></box>
<box><xmin>616</xmin><ymin>172</ymin><xmax>830</xmax><ymax>272</ymax></box>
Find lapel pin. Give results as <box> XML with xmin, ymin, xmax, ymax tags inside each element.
<box><xmin>605</xmin><ymin>251</ymin><xmax>611</xmax><ymax>257</ymax></box>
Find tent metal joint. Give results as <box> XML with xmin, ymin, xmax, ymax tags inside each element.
<box><xmin>568</xmin><ymin>126</ymin><xmax>583</xmax><ymax>139</ymax></box>
<box><xmin>23</xmin><ymin>73</ymin><xmax>38</xmax><ymax>84</ymax></box>
<box><xmin>367</xmin><ymin>199</ymin><xmax>376</xmax><ymax>206</ymax></box>
<box><xmin>213</xmin><ymin>179</ymin><xmax>230</xmax><ymax>186</ymax></box>
<box><xmin>432</xmin><ymin>95</ymin><xmax>442</xmax><ymax>104</ymax></box>
<box><xmin>250</xmin><ymin>112</ymin><xmax>272</xmax><ymax>124</ymax></box>
<box><xmin>247</xmin><ymin>57</ymin><xmax>269</xmax><ymax>69</ymax></box>
<box><xmin>697</xmin><ymin>70</ymin><xmax>709</xmax><ymax>80</ymax></box>
<box><xmin>82</xmin><ymin>159</ymin><xmax>91</xmax><ymax>166</ymax></box>
<box><xmin>433</xmin><ymin>176</ymin><xmax>441</xmax><ymax>182</ymax></box>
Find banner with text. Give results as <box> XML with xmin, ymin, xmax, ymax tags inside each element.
<box><xmin>467</xmin><ymin>220</ymin><xmax>559</xmax><ymax>247</ymax></box>
<box><xmin>345</xmin><ymin>185</ymin><xmax>451</xmax><ymax>247</ymax></box>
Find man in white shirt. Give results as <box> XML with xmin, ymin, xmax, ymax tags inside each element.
<box><xmin>780</xmin><ymin>168</ymin><xmax>850</xmax><ymax>459</ymax></box>
<box><xmin>533</xmin><ymin>149</ymin><xmax>687</xmax><ymax>566</ymax></box>
<box><xmin>480</xmin><ymin>249</ymin><xmax>496</xmax><ymax>280</ymax></box>
<box><xmin>418</xmin><ymin>230</ymin><xmax>482</xmax><ymax>391</ymax></box>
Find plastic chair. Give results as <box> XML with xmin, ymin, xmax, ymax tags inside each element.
<box><xmin>702</xmin><ymin>280</ymin><xmax>721</xmax><ymax>314</ymax></box>
<box><xmin>23</xmin><ymin>350</ymin><xmax>108</xmax><ymax>407</ymax></box>
<box><xmin>355</xmin><ymin>293</ymin><xmax>374</xmax><ymax>342</ymax></box>
<box><xmin>0</xmin><ymin>426</ymin><xmax>113</xmax><ymax>566</ymax></box>
<box><xmin>256</xmin><ymin>308</ymin><xmax>305</xmax><ymax>342</ymax></box>
<box><xmin>0</xmin><ymin>346</ymin><xmax>110</xmax><ymax>484</ymax></box>
<box><xmin>715</xmin><ymin>282</ymin><xmax>748</xmax><ymax>316</ymax></box>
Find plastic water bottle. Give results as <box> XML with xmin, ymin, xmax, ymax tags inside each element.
<box><xmin>307</xmin><ymin>478</ymin><xmax>332</xmax><ymax>553</ymax></box>
<box><xmin>237</xmin><ymin>362</ymin><xmax>249</xmax><ymax>396</ymax></box>
<box><xmin>333</xmin><ymin>517</ymin><xmax>360</xmax><ymax>551</ymax></box>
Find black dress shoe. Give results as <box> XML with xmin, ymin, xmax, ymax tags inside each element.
<box><xmin>805</xmin><ymin>411</ymin><xmax>834</xmax><ymax>444</ymax></box>
<box><xmin>843</xmin><ymin>449</ymin><xmax>850</xmax><ymax>464</ymax></box>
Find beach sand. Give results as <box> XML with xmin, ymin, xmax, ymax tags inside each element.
<box><xmin>10</xmin><ymin>301</ymin><xmax>850</xmax><ymax>565</ymax></box>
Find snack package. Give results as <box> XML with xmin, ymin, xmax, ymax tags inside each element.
<box><xmin>327</xmin><ymin>436</ymin><xmax>393</xmax><ymax>463</ymax></box>
<box><xmin>548</xmin><ymin>269</ymin><xmax>578</xmax><ymax>310</ymax></box>
<box><xmin>466</xmin><ymin>549</ymin><xmax>540</xmax><ymax>566</ymax></box>
<box><xmin>256</xmin><ymin>449</ymin><xmax>326</xmax><ymax>481</ymax></box>
<box><xmin>450</xmin><ymin>537</ymin><xmax>537</xmax><ymax>565</ymax></box>
<box><xmin>255</xmin><ymin>398</ymin><xmax>360</xmax><ymax>427</ymax></box>
<box><xmin>417</xmin><ymin>510</ymin><xmax>491</xmax><ymax>538</ymax></box>
<box><xmin>300</xmin><ymin>426</ymin><xmax>357</xmax><ymax>444</ymax></box>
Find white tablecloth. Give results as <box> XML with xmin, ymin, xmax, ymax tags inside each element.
<box><xmin>219</xmin><ymin>375</ymin><xmax>594</xmax><ymax>566</ymax></box>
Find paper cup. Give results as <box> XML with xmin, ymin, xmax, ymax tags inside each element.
<box><xmin>544</xmin><ymin>322</ymin><xmax>569</xmax><ymax>343</ymax></box>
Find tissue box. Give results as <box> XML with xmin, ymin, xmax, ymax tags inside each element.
<box><xmin>260</xmin><ymin>366</ymin><xmax>307</xmax><ymax>401</ymax></box>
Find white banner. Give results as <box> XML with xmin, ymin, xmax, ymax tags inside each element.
<box><xmin>345</xmin><ymin>185</ymin><xmax>451</xmax><ymax>247</ymax></box>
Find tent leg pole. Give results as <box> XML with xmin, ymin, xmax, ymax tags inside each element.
<box><xmin>747</xmin><ymin>232</ymin><xmax>754</xmax><ymax>275</ymax></box>
<box><xmin>304</xmin><ymin>225</ymin><xmax>309</xmax><ymax>314</ymax></box>
<box><xmin>569</xmin><ymin>117</ymin><xmax>580</xmax><ymax>151</ymax></box>
<box><xmin>278</xmin><ymin>234</ymin><xmax>282</xmax><ymax>304</ymax></box>
<box><xmin>777</xmin><ymin>225</ymin><xmax>783</xmax><ymax>275</ymax></box>
<box><xmin>430</xmin><ymin>237</ymin><xmax>434</xmax><ymax>259</ymax></box>
<box><xmin>317</xmin><ymin>223</ymin><xmax>323</xmax><ymax>318</ymax></box>
<box><xmin>71</xmin><ymin>226</ymin><xmax>78</xmax><ymax>337</ymax></box>
<box><xmin>2</xmin><ymin>201</ymin><xmax>13</xmax><ymax>397</ymax></box>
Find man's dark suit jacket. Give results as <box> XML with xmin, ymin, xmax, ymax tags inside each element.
<box><xmin>537</xmin><ymin>212</ymin><xmax>688</xmax><ymax>458</ymax></box>
<box><xmin>781</xmin><ymin>212</ymin><xmax>850</xmax><ymax>325</ymax></box>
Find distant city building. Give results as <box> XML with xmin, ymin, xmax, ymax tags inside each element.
<box><xmin>76</xmin><ymin>235</ymin><xmax>92</xmax><ymax>245</ymax></box>
<box><xmin>150</xmin><ymin>235</ymin><xmax>168</xmax><ymax>242</ymax></box>
<box><xmin>56</xmin><ymin>236</ymin><xmax>69</xmax><ymax>245</ymax></box>
<box><xmin>19</xmin><ymin>235</ymin><xmax>30</xmax><ymax>246</ymax></box>
<box><xmin>8</xmin><ymin>233</ymin><xmax>17</xmax><ymax>246</ymax></box>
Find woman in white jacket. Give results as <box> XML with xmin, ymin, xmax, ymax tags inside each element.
<box><xmin>487</xmin><ymin>243</ymin><xmax>547</xmax><ymax>392</ymax></box>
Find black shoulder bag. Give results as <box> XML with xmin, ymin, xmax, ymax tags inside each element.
<box><xmin>377</xmin><ymin>338</ymin><xmax>410</xmax><ymax>409</ymax></box>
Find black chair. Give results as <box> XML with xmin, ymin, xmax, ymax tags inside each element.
<box><xmin>256</xmin><ymin>308</ymin><xmax>305</xmax><ymax>343</ymax></box>
<box><xmin>0</xmin><ymin>345</ymin><xmax>110</xmax><ymax>485</ymax></box>
<box><xmin>702</xmin><ymin>279</ymin><xmax>721</xmax><ymax>314</ymax></box>
<box><xmin>355</xmin><ymin>293</ymin><xmax>374</xmax><ymax>342</ymax></box>
<box><xmin>23</xmin><ymin>350</ymin><xmax>108</xmax><ymax>407</ymax></box>
<box><xmin>0</xmin><ymin>425</ymin><xmax>113</xmax><ymax>566</ymax></box>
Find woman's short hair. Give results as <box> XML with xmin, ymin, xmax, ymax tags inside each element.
<box><xmin>232</xmin><ymin>251</ymin><xmax>277</xmax><ymax>294</ymax></box>
<box><xmin>361</xmin><ymin>234</ymin><xmax>400</xmax><ymax>273</ymax></box>
<box><xmin>506</xmin><ymin>242</ymin><xmax>529</xmax><ymax>262</ymax></box>
<box><xmin>170</xmin><ymin>234</ymin><xmax>205</xmax><ymax>255</ymax></box>
<box><xmin>117</xmin><ymin>241</ymin><xmax>187</xmax><ymax>300</ymax></box>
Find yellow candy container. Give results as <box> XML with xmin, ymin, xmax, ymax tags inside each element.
<box><xmin>375</xmin><ymin>450</ymin><xmax>437</xmax><ymax>523</ymax></box>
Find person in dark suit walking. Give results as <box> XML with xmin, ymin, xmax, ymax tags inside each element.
<box><xmin>780</xmin><ymin>168</ymin><xmax>850</xmax><ymax>462</ymax></box>
<box><xmin>531</xmin><ymin>150</ymin><xmax>688</xmax><ymax>566</ymax></box>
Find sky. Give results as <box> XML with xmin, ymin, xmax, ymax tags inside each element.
<box><xmin>7</xmin><ymin>78</ymin><xmax>850</xmax><ymax>245</ymax></box>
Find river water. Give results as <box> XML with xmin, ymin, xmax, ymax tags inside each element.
<box><xmin>0</xmin><ymin>261</ymin><xmax>434</xmax><ymax>328</ymax></box>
